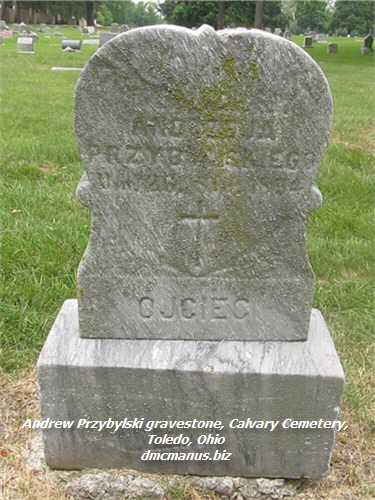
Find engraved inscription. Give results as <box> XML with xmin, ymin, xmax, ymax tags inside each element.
<box><xmin>177</xmin><ymin>200</ymin><xmax>220</xmax><ymax>277</ymax></box>
<box><xmin>138</xmin><ymin>296</ymin><xmax>250</xmax><ymax>321</ymax></box>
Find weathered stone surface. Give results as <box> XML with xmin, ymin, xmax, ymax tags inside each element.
<box><xmin>190</xmin><ymin>476</ymin><xmax>243</xmax><ymax>496</ymax></box>
<box><xmin>65</xmin><ymin>472</ymin><xmax>166</xmax><ymax>499</ymax></box>
<box><xmin>75</xmin><ymin>25</ymin><xmax>332</xmax><ymax>341</ymax></box>
<box><xmin>38</xmin><ymin>299</ymin><xmax>344</xmax><ymax>477</ymax></box>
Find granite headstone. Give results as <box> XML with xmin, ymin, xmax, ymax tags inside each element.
<box><xmin>38</xmin><ymin>26</ymin><xmax>344</xmax><ymax>479</ymax></box>
<box><xmin>62</xmin><ymin>39</ymin><xmax>82</xmax><ymax>51</ymax></box>
<box><xmin>303</xmin><ymin>36</ymin><xmax>313</xmax><ymax>48</ymax></box>
<box><xmin>74</xmin><ymin>28</ymin><xmax>331</xmax><ymax>342</ymax></box>
<box><xmin>327</xmin><ymin>43</ymin><xmax>338</xmax><ymax>54</ymax></box>
<box><xmin>362</xmin><ymin>33</ymin><xmax>373</xmax><ymax>54</ymax></box>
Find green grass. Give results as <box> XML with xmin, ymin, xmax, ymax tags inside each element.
<box><xmin>1</xmin><ymin>31</ymin><xmax>374</xmax><ymax>424</ymax></box>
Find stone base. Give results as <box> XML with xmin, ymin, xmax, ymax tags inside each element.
<box><xmin>37</xmin><ymin>300</ymin><xmax>344</xmax><ymax>478</ymax></box>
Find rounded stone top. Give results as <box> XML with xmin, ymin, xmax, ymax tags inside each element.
<box><xmin>74</xmin><ymin>25</ymin><xmax>333</xmax><ymax>342</ymax></box>
<box><xmin>75</xmin><ymin>24</ymin><xmax>332</xmax><ymax>195</ymax></box>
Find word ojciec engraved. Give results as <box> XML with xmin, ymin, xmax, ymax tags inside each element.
<box><xmin>138</xmin><ymin>296</ymin><xmax>250</xmax><ymax>321</ymax></box>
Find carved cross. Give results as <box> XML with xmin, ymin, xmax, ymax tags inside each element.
<box><xmin>177</xmin><ymin>201</ymin><xmax>219</xmax><ymax>276</ymax></box>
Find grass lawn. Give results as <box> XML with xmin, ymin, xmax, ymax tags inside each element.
<box><xmin>0</xmin><ymin>29</ymin><xmax>374</xmax><ymax>498</ymax></box>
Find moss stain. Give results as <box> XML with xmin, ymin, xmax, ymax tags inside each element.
<box><xmin>249</xmin><ymin>61</ymin><xmax>259</xmax><ymax>81</ymax></box>
<box><xmin>172</xmin><ymin>56</ymin><xmax>255</xmax><ymax>248</ymax></box>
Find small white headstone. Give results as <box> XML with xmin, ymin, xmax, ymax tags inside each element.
<box><xmin>17</xmin><ymin>36</ymin><xmax>34</xmax><ymax>53</ymax></box>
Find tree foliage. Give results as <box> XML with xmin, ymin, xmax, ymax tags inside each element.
<box><xmin>294</xmin><ymin>0</ymin><xmax>330</xmax><ymax>33</ymax></box>
<box><xmin>330</xmin><ymin>0</ymin><xmax>374</xmax><ymax>36</ymax></box>
<box><xmin>97</xmin><ymin>1</ymin><xmax>162</xmax><ymax>26</ymax></box>
<box><xmin>96</xmin><ymin>3</ymin><xmax>113</xmax><ymax>26</ymax></box>
<box><xmin>158</xmin><ymin>1</ymin><xmax>287</xmax><ymax>30</ymax></box>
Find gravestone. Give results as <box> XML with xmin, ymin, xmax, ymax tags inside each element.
<box><xmin>22</xmin><ymin>31</ymin><xmax>38</xmax><ymax>41</ymax></box>
<box><xmin>327</xmin><ymin>43</ymin><xmax>338</xmax><ymax>54</ymax></box>
<box><xmin>303</xmin><ymin>36</ymin><xmax>313</xmax><ymax>48</ymax></box>
<box><xmin>99</xmin><ymin>31</ymin><xmax>116</xmax><ymax>47</ymax></box>
<box><xmin>79</xmin><ymin>17</ymin><xmax>87</xmax><ymax>29</ymax></box>
<box><xmin>111</xmin><ymin>22</ymin><xmax>119</xmax><ymax>33</ymax></box>
<box><xmin>38</xmin><ymin>25</ymin><xmax>344</xmax><ymax>479</ymax></box>
<box><xmin>19</xmin><ymin>22</ymin><xmax>31</xmax><ymax>33</ymax></box>
<box><xmin>0</xmin><ymin>20</ymin><xmax>8</xmax><ymax>30</ymax></box>
<box><xmin>62</xmin><ymin>39</ymin><xmax>82</xmax><ymax>51</ymax></box>
<box><xmin>119</xmin><ymin>24</ymin><xmax>129</xmax><ymax>32</ymax></box>
<box><xmin>274</xmin><ymin>27</ymin><xmax>282</xmax><ymax>36</ymax></box>
<box><xmin>39</xmin><ymin>23</ymin><xmax>49</xmax><ymax>33</ymax></box>
<box><xmin>17</xmin><ymin>36</ymin><xmax>34</xmax><ymax>53</ymax></box>
<box><xmin>362</xmin><ymin>33</ymin><xmax>373</xmax><ymax>54</ymax></box>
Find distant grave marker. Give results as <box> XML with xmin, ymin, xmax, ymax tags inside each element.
<box><xmin>328</xmin><ymin>43</ymin><xmax>338</xmax><ymax>54</ymax></box>
<box><xmin>362</xmin><ymin>33</ymin><xmax>373</xmax><ymax>55</ymax></box>
<box><xmin>99</xmin><ymin>32</ymin><xmax>116</xmax><ymax>47</ymax></box>
<box><xmin>62</xmin><ymin>39</ymin><xmax>82</xmax><ymax>51</ymax></box>
<box><xmin>17</xmin><ymin>36</ymin><xmax>34</xmax><ymax>53</ymax></box>
<box><xmin>303</xmin><ymin>36</ymin><xmax>313</xmax><ymax>48</ymax></box>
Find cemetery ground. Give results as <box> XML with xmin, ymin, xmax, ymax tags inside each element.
<box><xmin>0</xmin><ymin>29</ymin><xmax>374</xmax><ymax>499</ymax></box>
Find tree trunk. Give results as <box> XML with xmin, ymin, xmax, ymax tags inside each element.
<box><xmin>216</xmin><ymin>1</ymin><xmax>226</xmax><ymax>30</ymax></box>
<box><xmin>254</xmin><ymin>0</ymin><xmax>264</xmax><ymax>29</ymax></box>
<box><xmin>10</xmin><ymin>0</ymin><xmax>17</xmax><ymax>23</ymax></box>
<box><xmin>86</xmin><ymin>1</ymin><xmax>94</xmax><ymax>26</ymax></box>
